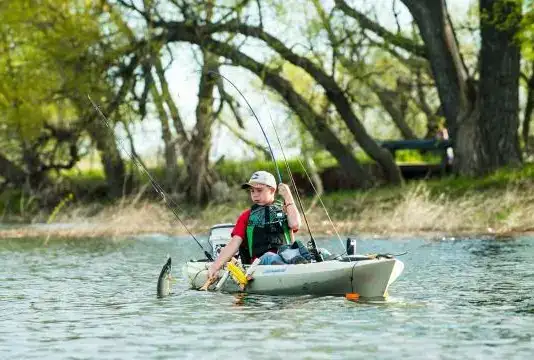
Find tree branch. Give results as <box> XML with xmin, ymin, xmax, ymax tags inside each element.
<box><xmin>219</xmin><ymin>118</ymin><xmax>270</xmax><ymax>158</ymax></box>
<box><xmin>160</xmin><ymin>20</ymin><xmax>393</xmax><ymax>157</ymax></box>
<box><xmin>334</xmin><ymin>0</ymin><xmax>427</xmax><ymax>58</ymax></box>
<box><xmin>157</xmin><ymin>28</ymin><xmax>375</xmax><ymax>186</ymax></box>
<box><xmin>368</xmin><ymin>80</ymin><xmax>418</xmax><ymax>140</ymax></box>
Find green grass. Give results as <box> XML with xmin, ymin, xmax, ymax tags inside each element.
<box><xmin>308</xmin><ymin>163</ymin><xmax>534</xmax><ymax>215</ymax></box>
<box><xmin>3</xmin><ymin>162</ymin><xmax>534</xmax><ymax>236</ymax></box>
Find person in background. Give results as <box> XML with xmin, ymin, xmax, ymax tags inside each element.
<box><xmin>436</xmin><ymin>120</ymin><xmax>454</xmax><ymax>164</ymax></box>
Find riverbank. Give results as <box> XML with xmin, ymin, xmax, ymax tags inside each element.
<box><xmin>1</xmin><ymin>175</ymin><xmax>533</xmax><ymax>240</ymax></box>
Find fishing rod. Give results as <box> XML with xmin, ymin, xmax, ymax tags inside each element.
<box><xmin>262</xmin><ymin>99</ymin><xmax>324</xmax><ymax>262</ymax></box>
<box><xmin>87</xmin><ymin>95</ymin><xmax>214</xmax><ymax>262</ymax></box>
<box><xmin>208</xmin><ymin>71</ymin><xmax>322</xmax><ymax>261</ymax></box>
<box><xmin>206</xmin><ymin>70</ymin><xmax>283</xmax><ymax>184</ymax></box>
<box><xmin>207</xmin><ymin>70</ymin><xmax>322</xmax><ymax>250</ymax></box>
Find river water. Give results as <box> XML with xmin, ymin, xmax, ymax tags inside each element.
<box><xmin>1</xmin><ymin>233</ymin><xmax>533</xmax><ymax>359</ymax></box>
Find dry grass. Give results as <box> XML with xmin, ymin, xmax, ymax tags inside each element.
<box><xmin>1</xmin><ymin>183</ymin><xmax>534</xmax><ymax>239</ymax></box>
<box><xmin>338</xmin><ymin>184</ymin><xmax>534</xmax><ymax>237</ymax></box>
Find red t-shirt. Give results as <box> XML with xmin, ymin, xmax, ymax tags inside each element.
<box><xmin>231</xmin><ymin>209</ymin><xmax>251</xmax><ymax>239</ymax></box>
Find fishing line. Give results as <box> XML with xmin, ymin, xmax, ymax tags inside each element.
<box><xmin>87</xmin><ymin>95</ymin><xmax>214</xmax><ymax>262</ymax></box>
<box><xmin>261</xmin><ymin>94</ymin><xmax>323</xmax><ymax>262</ymax></box>
<box><xmin>295</xmin><ymin>158</ymin><xmax>345</xmax><ymax>249</ymax></box>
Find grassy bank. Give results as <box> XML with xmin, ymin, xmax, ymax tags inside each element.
<box><xmin>1</xmin><ymin>164</ymin><xmax>534</xmax><ymax>239</ymax></box>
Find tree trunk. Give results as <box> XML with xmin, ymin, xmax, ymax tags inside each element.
<box><xmin>522</xmin><ymin>68</ymin><xmax>534</xmax><ymax>153</ymax></box>
<box><xmin>401</xmin><ymin>0</ymin><xmax>470</xmax><ymax>138</ymax></box>
<box><xmin>185</xmin><ymin>50</ymin><xmax>219</xmax><ymax>204</ymax></box>
<box><xmin>401</xmin><ymin>0</ymin><xmax>488</xmax><ymax>176</ymax></box>
<box><xmin>453</xmin><ymin>100</ymin><xmax>483</xmax><ymax>176</ymax></box>
<box><xmin>414</xmin><ymin>71</ymin><xmax>444</xmax><ymax>139</ymax></box>
<box><xmin>227</xmin><ymin>47</ymin><xmax>375</xmax><ymax>187</ymax></box>
<box><xmin>477</xmin><ymin>0</ymin><xmax>522</xmax><ymax>173</ymax></box>
<box><xmin>402</xmin><ymin>0</ymin><xmax>522</xmax><ymax>176</ymax></box>
<box><xmin>85</xmin><ymin>118</ymin><xmax>127</xmax><ymax>199</ymax></box>
<box><xmin>248</xmin><ymin>25</ymin><xmax>403</xmax><ymax>183</ymax></box>
<box><xmin>161</xmin><ymin>20</ymin><xmax>401</xmax><ymax>185</ymax></box>
<box><xmin>154</xmin><ymin>57</ymin><xmax>190</xmax><ymax>156</ymax></box>
<box><xmin>150</xmin><ymin>81</ymin><xmax>178</xmax><ymax>187</ymax></box>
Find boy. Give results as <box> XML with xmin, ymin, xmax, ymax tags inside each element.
<box><xmin>207</xmin><ymin>171</ymin><xmax>301</xmax><ymax>280</ymax></box>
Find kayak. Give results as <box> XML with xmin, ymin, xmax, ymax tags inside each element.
<box><xmin>180</xmin><ymin>224</ymin><xmax>404</xmax><ymax>298</ymax></box>
<box><xmin>183</xmin><ymin>256</ymin><xmax>404</xmax><ymax>297</ymax></box>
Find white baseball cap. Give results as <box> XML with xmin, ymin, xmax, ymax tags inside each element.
<box><xmin>241</xmin><ymin>170</ymin><xmax>277</xmax><ymax>189</ymax></box>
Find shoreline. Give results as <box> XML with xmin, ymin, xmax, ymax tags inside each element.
<box><xmin>1</xmin><ymin>219</ymin><xmax>532</xmax><ymax>241</ymax></box>
<box><xmin>2</xmin><ymin>181</ymin><xmax>534</xmax><ymax>241</ymax></box>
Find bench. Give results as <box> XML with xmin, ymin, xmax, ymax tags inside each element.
<box><xmin>378</xmin><ymin>139</ymin><xmax>453</xmax><ymax>176</ymax></box>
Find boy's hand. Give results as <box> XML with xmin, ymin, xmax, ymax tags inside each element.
<box><xmin>207</xmin><ymin>264</ymin><xmax>219</xmax><ymax>280</ymax></box>
<box><xmin>278</xmin><ymin>183</ymin><xmax>294</xmax><ymax>203</ymax></box>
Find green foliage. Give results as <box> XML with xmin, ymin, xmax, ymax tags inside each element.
<box><xmin>0</xmin><ymin>0</ymin><xmax>132</xmax><ymax>185</ymax></box>
<box><xmin>312</xmin><ymin>162</ymin><xmax>534</xmax><ymax>216</ymax></box>
<box><xmin>0</xmin><ymin>1</ymin><xmax>101</xmax><ymax>137</ymax></box>
<box><xmin>479</xmin><ymin>0</ymin><xmax>522</xmax><ymax>30</ymax></box>
<box><xmin>213</xmin><ymin>154</ymin><xmax>339</xmax><ymax>184</ymax></box>
<box><xmin>518</xmin><ymin>1</ymin><xmax>534</xmax><ymax>60</ymax></box>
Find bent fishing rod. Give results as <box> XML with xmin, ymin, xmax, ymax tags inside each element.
<box><xmin>206</xmin><ymin>70</ymin><xmax>283</xmax><ymax>183</ymax></box>
<box><xmin>87</xmin><ymin>95</ymin><xmax>214</xmax><ymax>262</ymax></box>
<box><xmin>263</xmin><ymin>100</ymin><xmax>344</xmax><ymax>261</ymax></box>
<box><xmin>207</xmin><ymin>70</ymin><xmax>323</xmax><ymax>261</ymax></box>
<box><xmin>261</xmin><ymin>97</ymin><xmax>337</xmax><ymax>261</ymax></box>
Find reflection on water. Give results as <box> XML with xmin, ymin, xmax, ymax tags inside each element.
<box><xmin>1</xmin><ymin>235</ymin><xmax>533</xmax><ymax>359</ymax></box>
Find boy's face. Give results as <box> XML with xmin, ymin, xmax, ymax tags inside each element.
<box><xmin>249</xmin><ymin>184</ymin><xmax>276</xmax><ymax>205</ymax></box>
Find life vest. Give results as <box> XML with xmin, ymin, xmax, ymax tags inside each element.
<box><xmin>240</xmin><ymin>202</ymin><xmax>291</xmax><ymax>262</ymax></box>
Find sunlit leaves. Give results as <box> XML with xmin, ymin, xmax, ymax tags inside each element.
<box><xmin>518</xmin><ymin>0</ymin><xmax>534</xmax><ymax>60</ymax></box>
<box><xmin>0</xmin><ymin>0</ymin><xmax>134</xmax><ymax>180</ymax></box>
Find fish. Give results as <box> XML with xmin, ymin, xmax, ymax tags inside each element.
<box><xmin>157</xmin><ymin>257</ymin><xmax>172</xmax><ymax>298</ymax></box>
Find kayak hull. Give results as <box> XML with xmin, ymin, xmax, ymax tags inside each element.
<box><xmin>183</xmin><ymin>258</ymin><xmax>404</xmax><ymax>298</ymax></box>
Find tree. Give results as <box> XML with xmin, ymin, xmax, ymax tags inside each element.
<box><xmin>476</xmin><ymin>0</ymin><xmax>522</xmax><ymax>171</ymax></box>
<box><xmin>185</xmin><ymin>49</ymin><xmax>219</xmax><ymax>203</ymax></box>
<box><xmin>0</xmin><ymin>0</ymin><xmax>133</xmax><ymax>197</ymax></box>
<box><xmin>335</xmin><ymin>0</ymin><xmax>523</xmax><ymax>176</ymax></box>
<box><xmin>399</xmin><ymin>0</ymin><xmax>522</xmax><ymax>175</ymax></box>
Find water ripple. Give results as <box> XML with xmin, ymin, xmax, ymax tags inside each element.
<box><xmin>1</xmin><ymin>235</ymin><xmax>533</xmax><ymax>359</ymax></box>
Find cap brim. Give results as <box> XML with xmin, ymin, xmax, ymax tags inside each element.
<box><xmin>241</xmin><ymin>182</ymin><xmax>271</xmax><ymax>189</ymax></box>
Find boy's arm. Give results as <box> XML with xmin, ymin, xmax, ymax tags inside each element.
<box><xmin>285</xmin><ymin>202</ymin><xmax>301</xmax><ymax>230</ymax></box>
<box><xmin>208</xmin><ymin>235</ymin><xmax>243</xmax><ymax>278</ymax></box>
<box><xmin>278</xmin><ymin>183</ymin><xmax>301</xmax><ymax>230</ymax></box>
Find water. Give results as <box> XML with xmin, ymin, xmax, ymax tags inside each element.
<box><xmin>1</xmin><ymin>234</ymin><xmax>533</xmax><ymax>359</ymax></box>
